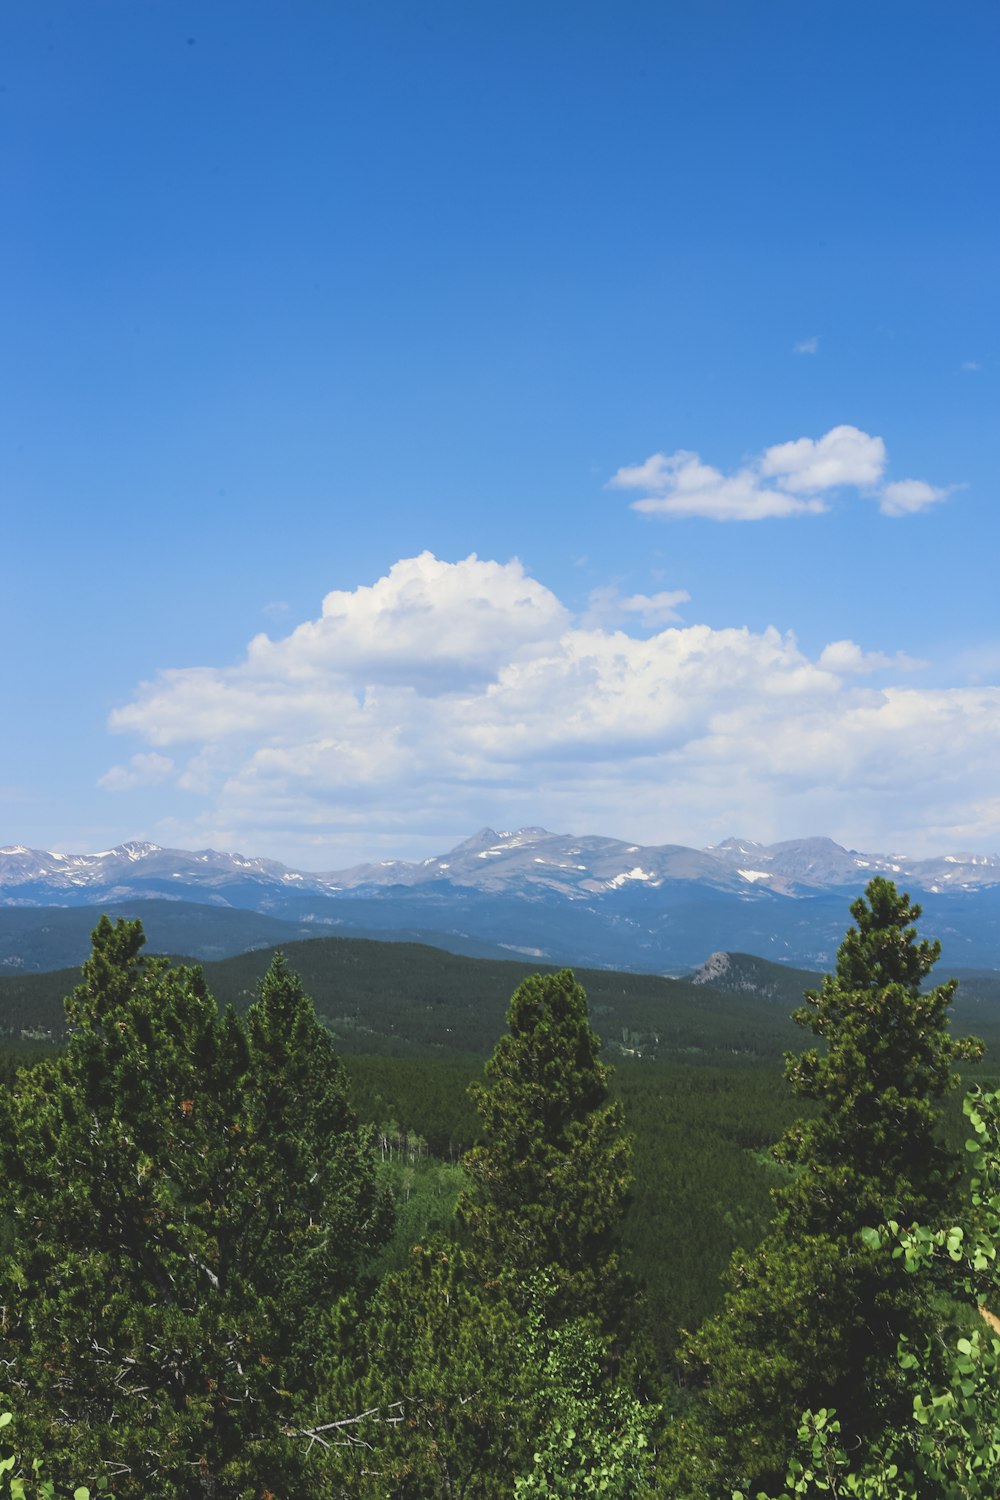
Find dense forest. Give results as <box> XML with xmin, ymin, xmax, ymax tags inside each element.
<box><xmin>1</xmin><ymin>879</ymin><xmax>999</xmax><ymax>1497</ymax></box>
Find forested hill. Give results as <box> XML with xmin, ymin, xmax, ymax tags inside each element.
<box><xmin>4</xmin><ymin>931</ymin><xmax>1000</xmax><ymax>1065</ymax></box>
<box><xmin>0</xmin><ymin>934</ymin><xmax>806</xmax><ymax>1064</ymax></box>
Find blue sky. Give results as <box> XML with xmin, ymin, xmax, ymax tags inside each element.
<box><xmin>3</xmin><ymin>0</ymin><xmax>998</xmax><ymax>867</ymax></box>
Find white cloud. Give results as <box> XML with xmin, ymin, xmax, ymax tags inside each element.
<box><xmin>611</xmin><ymin>424</ymin><xmax>955</xmax><ymax>522</ymax></box>
<box><xmin>759</xmin><ymin>424</ymin><xmax>886</xmax><ymax>493</ymax></box>
<box><xmin>961</xmin><ymin>360</ymin><xmax>982</xmax><ymax>373</ymax></box>
<box><xmin>818</xmin><ymin>640</ymin><xmax>925</xmax><ymax>674</ymax></box>
<box><xmin>611</xmin><ymin>451</ymin><xmax>826</xmax><ymax>521</ymax></box>
<box><xmin>244</xmin><ymin>550</ymin><xmax>569</xmax><ymax>692</ymax></box>
<box><xmin>878</xmin><ymin>479</ymin><xmax>951</xmax><ymax>517</ymax></box>
<box><xmin>104</xmin><ymin>554</ymin><xmax>1000</xmax><ymax>861</ymax></box>
<box><xmin>98</xmin><ymin>752</ymin><xmax>175</xmax><ymax>792</ymax></box>
<box><xmin>794</xmin><ymin>336</ymin><xmax>819</xmax><ymax>355</ymax></box>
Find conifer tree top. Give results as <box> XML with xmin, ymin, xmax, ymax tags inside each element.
<box><xmin>475</xmin><ymin>969</ymin><xmax>610</xmax><ymax>1143</ymax></box>
<box><xmin>832</xmin><ymin>876</ymin><xmax>940</xmax><ymax>995</ymax></box>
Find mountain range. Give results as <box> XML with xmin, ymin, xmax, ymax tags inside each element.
<box><xmin>2</xmin><ymin>827</ymin><xmax>998</xmax><ymax>973</ymax></box>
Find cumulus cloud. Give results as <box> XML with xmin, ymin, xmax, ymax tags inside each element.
<box><xmin>244</xmin><ymin>551</ymin><xmax>569</xmax><ymax>692</ymax></box>
<box><xmin>103</xmin><ymin>553</ymin><xmax>1000</xmax><ymax>862</ymax></box>
<box><xmin>794</xmin><ymin>336</ymin><xmax>819</xmax><ymax>355</ymax></box>
<box><xmin>613</xmin><ymin>451</ymin><xmax>825</xmax><ymax>521</ymax></box>
<box><xmin>759</xmin><ymin>425</ymin><xmax>886</xmax><ymax>492</ymax></box>
<box><xmin>610</xmin><ymin>424</ymin><xmax>955</xmax><ymax>522</ymax></box>
<box><xmin>618</xmin><ymin>589</ymin><xmax>692</xmax><ymax>626</ymax></box>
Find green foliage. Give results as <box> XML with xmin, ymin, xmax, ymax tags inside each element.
<box><xmin>330</xmin><ymin>1241</ymin><xmax>532</xmax><ymax>1498</ymax></box>
<box><xmin>334</xmin><ymin>1255</ymin><xmax>657</xmax><ymax>1496</ymax></box>
<box><xmin>324</xmin><ymin>972</ymin><xmax>640</xmax><ymax>1495</ymax></box>
<box><xmin>0</xmin><ymin>1397</ymin><xmax>113</xmax><ymax>1499</ymax></box>
<box><xmin>749</xmin><ymin>1350</ymin><xmax>1000</xmax><ymax>1499</ymax></box>
<box><xmin>458</xmin><ymin>969</ymin><xmax>633</xmax><ymax>1326</ymax></box>
<box><xmin>346</xmin><ymin>1053</ymin><xmax>483</xmax><ymax>1159</ymax></box>
<box><xmin>619</xmin><ymin>1063</ymin><xmax>804</xmax><ymax>1361</ymax></box>
<box><xmin>218</xmin><ymin>936</ymin><xmax>822</xmax><ymax>1064</ymax></box>
<box><xmin>752</xmin><ymin>1087</ymin><xmax>1000</xmax><ymax>1499</ymax></box>
<box><xmin>368</xmin><ymin>1154</ymin><xmax>468</xmax><ymax>1280</ymax></box>
<box><xmin>676</xmin><ymin>882</ymin><xmax>982</xmax><ymax>1496</ymax></box>
<box><xmin>0</xmin><ymin>918</ymin><xmax>390</xmax><ymax>1497</ymax></box>
<box><xmin>513</xmin><ymin>1276</ymin><xmax>657</xmax><ymax>1498</ymax></box>
<box><xmin>344</xmin><ymin>1048</ymin><xmax>827</xmax><ymax>1366</ymax></box>
<box><xmin>4</xmin><ymin>898</ymin><xmax>992</xmax><ymax>1493</ymax></box>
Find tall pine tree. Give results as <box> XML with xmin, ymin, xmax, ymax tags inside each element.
<box><xmin>458</xmin><ymin>968</ymin><xmax>633</xmax><ymax>1328</ymax></box>
<box><xmin>341</xmin><ymin>969</ymin><xmax>638</xmax><ymax>1498</ymax></box>
<box><xmin>674</xmin><ymin>880</ymin><xmax>982</xmax><ymax>1497</ymax></box>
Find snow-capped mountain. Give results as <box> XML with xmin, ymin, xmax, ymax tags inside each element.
<box><xmin>704</xmin><ymin>835</ymin><xmax>1000</xmax><ymax>894</ymax></box>
<box><xmin>2</xmin><ymin>827</ymin><xmax>998</xmax><ymax>909</ymax></box>
<box><xmin>0</xmin><ymin>841</ymin><xmax>296</xmax><ymax>898</ymax></box>
<box><xmin>2</xmin><ymin>828</ymin><xmax>998</xmax><ymax>972</ymax></box>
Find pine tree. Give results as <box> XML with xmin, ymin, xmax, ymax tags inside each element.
<box><xmin>337</xmin><ymin>970</ymin><xmax>636</xmax><ymax>1496</ymax></box>
<box><xmin>752</xmin><ymin>1086</ymin><xmax>1000</xmax><ymax>1500</ymax></box>
<box><xmin>675</xmin><ymin>880</ymin><xmax>982</xmax><ymax>1497</ymax></box>
<box><xmin>237</xmin><ymin>952</ymin><xmax>392</xmax><ymax>1391</ymax></box>
<box><xmin>457</xmin><ymin>969</ymin><xmax>633</xmax><ymax>1328</ymax></box>
<box><xmin>778</xmin><ymin>876</ymin><xmax>978</xmax><ymax>1232</ymax></box>
<box><xmin>0</xmin><ymin>918</ymin><xmax>390</xmax><ymax>1498</ymax></box>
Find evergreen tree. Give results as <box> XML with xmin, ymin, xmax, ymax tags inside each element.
<box><xmin>457</xmin><ymin>969</ymin><xmax>633</xmax><ymax>1327</ymax></box>
<box><xmin>752</xmin><ymin>1085</ymin><xmax>1000</xmax><ymax>1500</ymax></box>
<box><xmin>338</xmin><ymin>970</ymin><xmax>636</xmax><ymax>1496</ymax></box>
<box><xmin>333</xmin><ymin>1241</ymin><xmax>532</xmax><ymax>1499</ymax></box>
<box><xmin>674</xmin><ymin>880</ymin><xmax>982</xmax><ymax>1497</ymax></box>
<box><xmin>0</xmin><ymin>918</ymin><xmax>390</xmax><ymax>1498</ymax></box>
<box><xmin>777</xmin><ymin>876</ymin><xmax>978</xmax><ymax>1234</ymax></box>
<box><xmin>238</xmin><ymin>952</ymin><xmax>393</xmax><ymax>1393</ymax></box>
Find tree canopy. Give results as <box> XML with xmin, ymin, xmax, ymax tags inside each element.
<box><xmin>0</xmin><ymin>917</ymin><xmax>390</xmax><ymax>1498</ymax></box>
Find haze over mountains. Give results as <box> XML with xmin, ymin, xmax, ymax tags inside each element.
<box><xmin>2</xmin><ymin>828</ymin><xmax>999</xmax><ymax>973</ymax></box>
